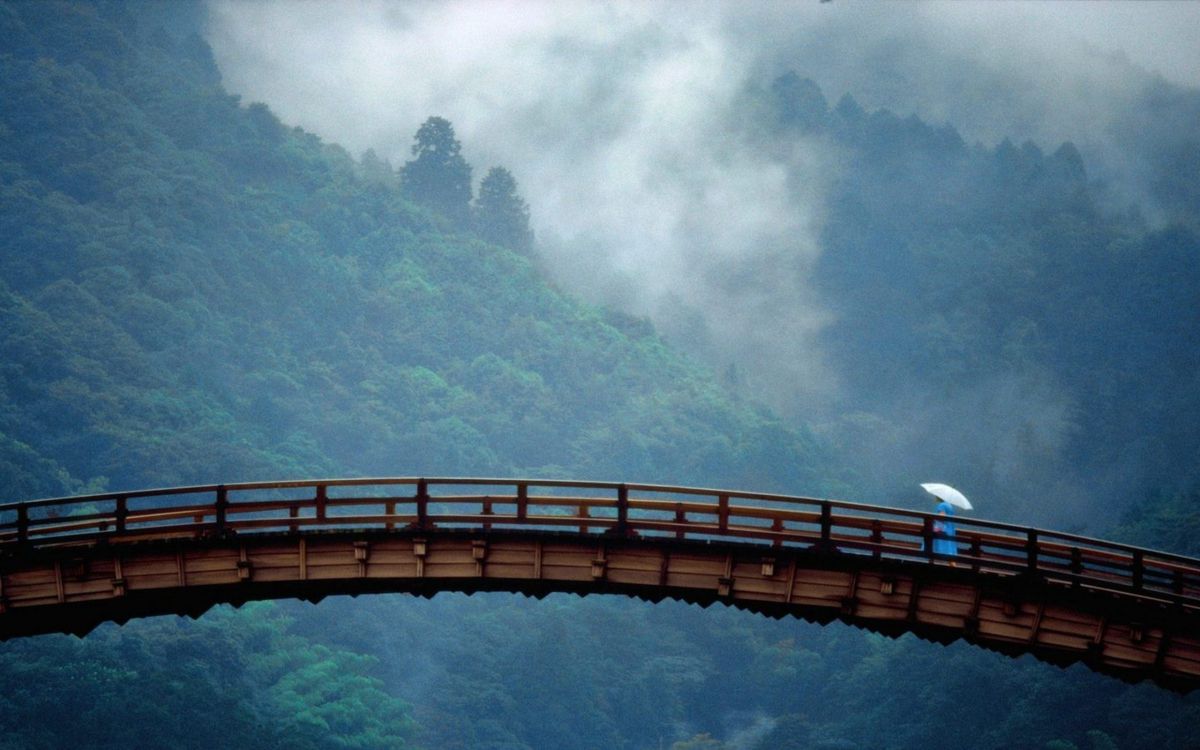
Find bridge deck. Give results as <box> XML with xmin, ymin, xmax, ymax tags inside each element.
<box><xmin>1</xmin><ymin>478</ymin><xmax>1197</xmax><ymax>691</ymax></box>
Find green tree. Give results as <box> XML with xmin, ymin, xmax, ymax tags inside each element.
<box><xmin>358</xmin><ymin>148</ymin><xmax>395</xmax><ymax>187</ymax></box>
<box><xmin>474</xmin><ymin>165</ymin><xmax>533</xmax><ymax>252</ymax></box>
<box><xmin>771</xmin><ymin>71</ymin><xmax>828</xmax><ymax>131</ymax></box>
<box><xmin>400</xmin><ymin>115</ymin><xmax>472</xmax><ymax>226</ymax></box>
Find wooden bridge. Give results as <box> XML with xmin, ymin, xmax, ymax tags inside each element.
<box><xmin>1</xmin><ymin>477</ymin><xmax>1198</xmax><ymax>691</ymax></box>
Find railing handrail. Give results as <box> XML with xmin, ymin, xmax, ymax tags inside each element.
<box><xmin>1</xmin><ymin>477</ymin><xmax>1197</xmax><ymax>611</ymax></box>
<box><xmin>1</xmin><ymin>476</ymin><xmax>1193</xmax><ymax>561</ymax></box>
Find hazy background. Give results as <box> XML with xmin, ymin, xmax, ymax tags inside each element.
<box><xmin>205</xmin><ymin>0</ymin><xmax>1200</xmax><ymax>526</ymax></box>
<box><xmin>5</xmin><ymin>4</ymin><xmax>1199</xmax><ymax>747</ymax></box>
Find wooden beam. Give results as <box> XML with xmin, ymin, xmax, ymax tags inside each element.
<box><xmin>718</xmin><ymin>553</ymin><xmax>734</xmax><ymax>597</ymax></box>
<box><xmin>590</xmin><ymin>542</ymin><xmax>606</xmax><ymax>580</ymax></box>
<box><xmin>413</xmin><ymin>538</ymin><xmax>427</xmax><ymax>578</ymax></box>
<box><xmin>1027</xmin><ymin>600</ymin><xmax>1046</xmax><ymax>644</ymax></box>
<box><xmin>842</xmin><ymin>570</ymin><xmax>860</xmax><ymax>615</ymax></box>
<box><xmin>1155</xmin><ymin>629</ymin><xmax>1172</xmax><ymax>672</ymax></box>
<box><xmin>1089</xmin><ymin>615</ymin><xmax>1109</xmax><ymax>656</ymax></box>
<box><xmin>112</xmin><ymin>555</ymin><xmax>125</xmax><ymax>597</ymax></box>
<box><xmin>907</xmin><ymin>578</ymin><xmax>922</xmax><ymax>622</ymax></box>
<box><xmin>473</xmin><ymin>540</ymin><xmax>487</xmax><ymax>577</ymax></box>
<box><xmin>354</xmin><ymin>541</ymin><xmax>369</xmax><ymax>577</ymax></box>
<box><xmin>237</xmin><ymin>546</ymin><xmax>251</xmax><ymax>581</ymax></box>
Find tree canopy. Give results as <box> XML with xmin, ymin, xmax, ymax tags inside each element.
<box><xmin>474</xmin><ymin>166</ymin><xmax>533</xmax><ymax>252</ymax></box>
<box><xmin>400</xmin><ymin>115</ymin><xmax>473</xmax><ymax>227</ymax></box>
<box><xmin>1</xmin><ymin>5</ymin><xmax>1199</xmax><ymax>750</ymax></box>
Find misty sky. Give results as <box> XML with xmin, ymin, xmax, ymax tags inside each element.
<box><xmin>206</xmin><ymin>1</ymin><xmax>1199</xmax><ymax>412</ymax></box>
<box><xmin>206</xmin><ymin>1</ymin><xmax>1199</xmax><ymax>523</ymax></box>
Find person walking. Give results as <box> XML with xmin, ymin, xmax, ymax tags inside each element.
<box><xmin>920</xmin><ymin>482</ymin><xmax>972</xmax><ymax>565</ymax></box>
<box><xmin>932</xmin><ymin>498</ymin><xmax>957</xmax><ymax>560</ymax></box>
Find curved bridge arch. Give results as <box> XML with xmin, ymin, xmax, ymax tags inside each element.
<box><xmin>1</xmin><ymin>477</ymin><xmax>1198</xmax><ymax>691</ymax></box>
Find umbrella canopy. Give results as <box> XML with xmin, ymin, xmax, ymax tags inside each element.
<box><xmin>921</xmin><ymin>482</ymin><xmax>973</xmax><ymax>510</ymax></box>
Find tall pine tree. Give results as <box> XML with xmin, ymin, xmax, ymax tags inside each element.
<box><xmin>474</xmin><ymin>166</ymin><xmax>533</xmax><ymax>252</ymax></box>
<box><xmin>400</xmin><ymin>116</ymin><xmax>472</xmax><ymax>226</ymax></box>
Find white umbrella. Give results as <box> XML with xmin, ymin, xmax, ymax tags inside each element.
<box><xmin>920</xmin><ymin>482</ymin><xmax>973</xmax><ymax>510</ymax></box>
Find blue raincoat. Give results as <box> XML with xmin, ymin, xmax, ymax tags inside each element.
<box><xmin>932</xmin><ymin>500</ymin><xmax>957</xmax><ymax>556</ymax></box>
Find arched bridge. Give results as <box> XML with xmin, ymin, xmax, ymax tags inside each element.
<box><xmin>1</xmin><ymin>478</ymin><xmax>1198</xmax><ymax>691</ymax></box>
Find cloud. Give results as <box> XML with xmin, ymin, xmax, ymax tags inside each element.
<box><xmin>724</xmin><ymin>2</ymin><xmax>1200</xmax><ymax>213</ymax></box>
<box><xmin>205</xmin><ymin>1</ymin><xmax>1198</xmax><ymax>523</ymax></box>
<box><xmin>208</xmin><ymin>0</ymin><xmax>844</xmax><ymax>414</ymax></box>
<box><xmin>205</xmin><ymin>3</ymin><xmax>1199</xmax><ymax>406</ymax></box>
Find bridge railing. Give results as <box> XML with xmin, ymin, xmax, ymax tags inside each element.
<box><xmin>1</xmin><ymin>478</ymin><xmax>1197</xmax><ymax>611</ymax></box>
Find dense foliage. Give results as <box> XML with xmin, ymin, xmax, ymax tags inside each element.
<box><xmin>401</xmin><ymin>116</ymin><xmax>473</xmax><ymax>229</ymax></box>
<box><xmin>474</xmin><ymin>166</ymin><xmax>534</xmax><ymax>253</ymax></box>
<box><xmin>0</xmin><ymin>2</ymin><xmax>822</xmax><ymax>499</ymax></box>
<box><xmin>0</xmin><ymin>3</ymin><xmax>1197</xmax><ymax>750</ymax></box>
<box><xmin>744</xmin><ymin>72</ymin><xmax>1200</xmax><ymax>529</ymax></box>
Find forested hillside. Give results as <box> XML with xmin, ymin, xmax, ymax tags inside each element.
<box><xmin>1</xmin><ymin>3</ymin><xmax>1198</xmax><ymax>750</ymax></box>
<box><xmin>0</xmin><ymin>1</ymin><xmax>822</xmax><ymax>500</ymax></box>
<box><xmin>743</xmin><ymin>72</ymin><xmax>1200</xmax><ymax>531</ymax></box>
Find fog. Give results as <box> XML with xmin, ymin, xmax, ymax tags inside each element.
<box><xmin>206</xmin><ymin>1</ymin><xmax>1199</xmax><ymax>526</ymax></box>
<box><xmin>208</xmin><ymin>1</ymin><xmax>843</xmax><ymax>412</ymax></box>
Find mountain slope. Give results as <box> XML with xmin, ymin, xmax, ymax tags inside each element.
<box><xmin>0</xmin><ymin>1</ymin><xmax>826</xmax><ymax>501</ymax></box>
<box><xmin>1</xmin><ymin>4</ymin><xmax>1197</xmax><ymax>750</ymax></box>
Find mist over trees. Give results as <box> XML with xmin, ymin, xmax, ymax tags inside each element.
<box><xmin>1</xmin><ymin>2</ymin><xmax>1199</xmax><ymax>750</ymax></box>
<box><xmin>400</xmin><ymin>115</ymin><xmax>473</xmax><ymax>227</ymax></box>
<box><xmin>394</xmin><ymin>117</ymin><xmax>533</xmax><ymax>252</ymax></box>
<box><xmin>475</xmin><ymin>166</ymin><xmax>534</xmax><ymax>252</ymax></box>
<box><xmin>734</xmin><ymin>69</ymin><xmax>1200</xmax><ymax>531</ymax></box>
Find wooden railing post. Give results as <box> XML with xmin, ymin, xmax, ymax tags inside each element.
<box><xmin>215</xmin><ymin>486</ymin><xmax>228</xmax><ymax>535</ymax></box>
<box><xmin>315</xmin><ymin>484</ymin><xmax>327</xmax><ymax>522</ymax></box>
<box><xmin>516</xmin><ymin>483</ymin><xmax>528</xmax><ymax>522</ymax></box>
<box><xmin>16</xmin><ymin>503</ymin><xmax>28</xmax><ymax>544</ymax></box>
<box><xmin>718</xmin><ymin>494</ymin><xmax>729</xmax><ymax>533</ymax></box>
<box><xmin>819</xmin><ymin>501</ymin><xmax>832</xmax><ymax>551</ymax></box>
<box><xmin>1026</xmin><ymin>530</ymin><xmax>1039</xmax><ymax>573</ymax></box>
<box><xmin>615</xmin><ymin>484</ymin><xmax>629</xmax><ymax>537</ymax></box>
<box><xmin>115</xmin><ymin>495</ymin><xmax>128</xmax><ymax>533</ymax></box>
<box><xmin>923</xmin><ymin>516</ymin><xmax>934</xmax><ymax>561</ymax></box>
<box><xmin>1132</xmin><ymin>549</ymin><xmax>1144</xmax><ymax>591</ymax></box>
<box><xmin>416</xmin><ymin>479</ymin><xmax>430</xmax><ymax>530</ymax></box>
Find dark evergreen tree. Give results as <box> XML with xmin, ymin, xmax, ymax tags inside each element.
<box><xmin>771</xmin><ymin>71</ymin><xmax>828</xmax><ymax>131</ymax></box>
<box><xmin>400</xmin><ymin>115</ymin><xmax>472</xmax><ymax>226</ymax></box>
<box><xmin>474</xmin><ymin>165</ymin><xmax>533</xmax><ymax>252</ymax></box>
<box><xmin>358</xmin><ymin>148</ymin><xmax>396</xmax><ymax>187</ymax></box>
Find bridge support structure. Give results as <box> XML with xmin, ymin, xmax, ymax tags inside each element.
<box><xmin>2</xmin><ymin>527</ymin><xmax>1197</xmax><ymax>691</ymax></box>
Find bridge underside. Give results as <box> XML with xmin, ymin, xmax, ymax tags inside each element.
<box><xmin>2</xmin><ymin>530</ymin><xmax>1198</xmax><ymax>691</ymax></box>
